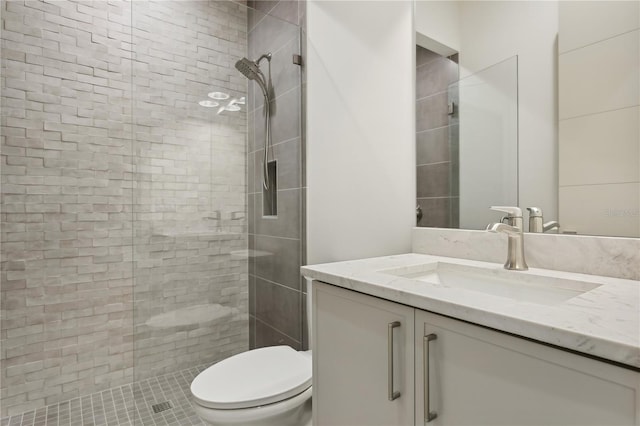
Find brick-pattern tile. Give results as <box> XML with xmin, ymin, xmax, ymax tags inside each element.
<box><xmin>1</xmin><ymin>0</ymin><xmax>249</xmax><ymax>417</ymax></box>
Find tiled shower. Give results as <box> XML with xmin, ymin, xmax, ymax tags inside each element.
<box><xmin>246</xmin><ymin>0</ymin><xmax>306</xmax><ymax>351</ymax></box>
<box><xmin>416</xmin><ymin>45</ymin><xmax>459</xmax><ymax>228</ymax></box>
<box><xmin>0</xmin><ymin>0</ymin><xmax>305</xmax><ymax>422</ymax></box>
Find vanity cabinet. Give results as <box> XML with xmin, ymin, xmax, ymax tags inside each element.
<box><xmin>313</xmin><ymin>280</ymin><xmax>415</xmax><ymax>425</ymax></box>
<box><xmin>415</xmin><ymin>309</ymin><xmax>638</xmax><ymax>425</ymax></box>
<box><xmin>313</xmin><ymin>281</ymin><xmax>640</xmax><ymax>426</ymax></box>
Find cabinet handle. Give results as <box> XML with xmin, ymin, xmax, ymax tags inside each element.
<box><xmin>424</xmin><ymin>333</ymin><xmax>438</xmax><ymax>422</ymax></box>
<box><xmin>387</xmin><ymin>321</ymin><xmax>401</xmax><ymax>401</ymax></box>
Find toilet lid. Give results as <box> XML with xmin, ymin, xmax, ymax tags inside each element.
<box><xmin>191</xmin><ymin>346</ymin><xmax>312</xmax><ymax>410</ymax></box>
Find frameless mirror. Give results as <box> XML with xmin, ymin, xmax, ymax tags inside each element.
<box><xmin>415</xmin><ymin>1</ymin><xmax>640</xmax><ymax>238</ymax></box>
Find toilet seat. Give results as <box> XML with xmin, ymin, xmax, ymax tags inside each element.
<box><xmin>191</xmin><ymin>387</ymin><xmax>312</xmax><ymax>425</ymax></box>
<box><xmin>191</xmin><ymin>346</ymin><xmax>312</xmax><ymax>410</ymax></box>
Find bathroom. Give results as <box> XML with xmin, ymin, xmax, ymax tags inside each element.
<box><xmin>1</xmin><ymin>0</ymin><xmax>639</xmax><ymax>425</ymax></box>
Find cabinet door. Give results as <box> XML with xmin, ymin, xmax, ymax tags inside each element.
<box><xmin>313</xmin><ymin>281</ymin><xmax>415</xmax><ymax>426</ymax></box>
<box><xmin>415</xmin><ymin>310</ymin><xmax>640</xmax><ymax>426</ymax></box>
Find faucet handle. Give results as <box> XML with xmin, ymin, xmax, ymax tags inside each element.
<box><xmin>526</xmin><ymin>207</ymin><xmax>543</xmax><ymax>217</ymax></box>
<box><xmin>490</xmin><ymin>206</ymin><xmax>523</xmax><ymax>218</ymax></box>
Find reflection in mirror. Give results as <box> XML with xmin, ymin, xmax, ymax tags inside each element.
<box><xmin>558</xmin><ymin>1</ymin><xmax>640</xmax><ymax>238</ymax></box>
<box><xmin>416</xmin><ymin>49</ymin><xmax>518</xmax><ymax>230</ymax></box>
<box><xmin>415</xmin><ymin>47</ymin><xmax>459</xmax><ymax>228</ymax></box>
<box><xmin>414</xmin><ymin>1</ymin><xmax>639</xmax><ymax>238</ymax></box>
<box><xmin>458</xmin><ymin>56</ymin><xmax>518</xmax><ymax>230</ymax></box>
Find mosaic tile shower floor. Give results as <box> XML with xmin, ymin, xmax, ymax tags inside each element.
<box><xmin>1</xmin><ymin>366</ymin><xmax>207</xmax><ymax>426</ymax></box>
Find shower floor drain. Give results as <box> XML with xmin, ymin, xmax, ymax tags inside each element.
<box><xmin>152</xmin><ymin>401</ymin><xmax>173</xmax><ymax>414</ymax></box>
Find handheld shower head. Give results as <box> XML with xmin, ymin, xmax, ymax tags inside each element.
<box><xmin>235</xmin><ymin>57</ymin><xmax>268</xmax><ymax>98</ymax></box>
<box><xmin>234</xmin><ymin>53</ymin><xmax>274</xmax><ymax>191</ymax></box>
<box><xmin>234</xmin><ymin>58</ymin><xmax>261</xmax><ymax>80</ymax></box>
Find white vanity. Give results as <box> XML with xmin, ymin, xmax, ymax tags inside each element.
<box><xmin>302</xmin><ymin>253</ymin><xmax>640</xmax><ymax>425</ymax></box>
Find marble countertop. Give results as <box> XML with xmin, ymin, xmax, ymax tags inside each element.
<box><xmin>302</xmin><ymin>253</ymin><xmax>640</xmax><ymax>370</ymax></box>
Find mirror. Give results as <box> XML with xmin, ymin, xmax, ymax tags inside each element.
<box><xmin>414</xmin><ymin>1</ymin><xmax>640</xmax><ymax>238</ymax></box>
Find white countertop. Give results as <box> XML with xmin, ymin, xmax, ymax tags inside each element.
<box><xmin>301</xmin><ymin>253</ymin><xmax>640</xmax><ymax>370</ymax></box>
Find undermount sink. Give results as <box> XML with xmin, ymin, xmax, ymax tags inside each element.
<box><xmin>379</xmin><ymin>262</ymin><xmax>602</xmax><ymax>305</ymax></box>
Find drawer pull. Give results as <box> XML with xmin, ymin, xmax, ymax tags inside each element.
<box><xmin>387</xmin><ymin>321</ymin><xmax>401</xmax><ymax>401</ymax></box>
<box><xmin>424</xmin><ymin>333</ymin><xmax>438</xmax><ymax>422</ymax></box>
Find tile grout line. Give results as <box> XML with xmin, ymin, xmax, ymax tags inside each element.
<box><xmin>141</xmin><ymin>379</ymin><xmax>160</xmax><ymax>426</ymax></box>
<box><xmin>99</xmin><ymin>391</ymin><xmax>108</xmax><ymax>426</ymax></box>
<box><xmin>117</xmin><ymin>386</ymin><xmax>133</xmax><ymax>426</ymax></box>
<box><xmin>151</xmin><ymin>377</ymin><xmax>175</xmax><ymax>424</ymax></box>
<box><xmin>90</xmin><ymin>393</ymin><xmax>96</xmax><ymax>426</ymax></box>
<box><xmin>163</xmin><ymin>374</ymin><xmax>187</xmax><ymax>423</ymax></box>
<box><xmin>172</xmin><ymin>371</ymin><xmax>192</xmax><ymax>423</ymax></box>
<box><xmin>129</xmin><ymin>384</ymin><xmax>139</xmax><ymax>425</ymax></box>
<box><xmin>123</xmin><ymin>385</ymin><xmax>135</xmax><ymax>426</ymax></box>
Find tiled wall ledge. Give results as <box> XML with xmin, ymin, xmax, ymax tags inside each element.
<box><xmin>412</xmin><ymin>227</ymin><xmax>640</xmax><ymax>281</ymax></box>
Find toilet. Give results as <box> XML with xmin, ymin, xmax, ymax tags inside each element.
<box><xmin>190</xmin><ymin>345</ymin><xmax>312</xmax><ymax>426</ymax></box>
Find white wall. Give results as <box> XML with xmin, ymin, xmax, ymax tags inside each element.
<box><xmin>306</xmin><ymin>0</ymin><xmax>415</xmax><ymax>264</ymax></box>
<box><xmin>415</xmin><ymin>0</ymin><xmax>460</xmax><ymax>56</ymax></box>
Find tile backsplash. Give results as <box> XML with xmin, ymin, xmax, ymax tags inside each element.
<box><xmin>413</xmin><ymin>227</ymin><xmax>640</xmax><ymax>281</ymax></box>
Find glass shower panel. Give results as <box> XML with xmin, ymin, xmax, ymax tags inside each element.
<box><xmin>1</xmin><ymin>0</ymin><xmax>303</xmax><ymax>422</ymax></box>
<box><xmin>131</xmin><ymin>0</ymin><xmax>250</xmax><ymax>394</ymax></box>
<box><xmin>456</xmin><ymin>56</ymin><xmax>519</xmax><ymax>230</ymax></box>
<box><xmin>245</xmin><ymin>8</ymin><xmax>305</xmax><ymax>351</ymax></box>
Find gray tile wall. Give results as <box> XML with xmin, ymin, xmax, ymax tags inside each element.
<box><xmin>245</xmin><ymin>1</ymin><xmax>306</xmax><ymax>350</ymax></box>
<box><xmin>1</xmin><ymin>0</ymin><xmax>249</xmax><ymax>417</ymax></box>
<box><xmin>416</xmin><ymin>46</ymin><xmax>459</xmax><ymax>228</ymax></box>
<box><xmin>1</xmin><ymin>0</ymin><xmax>136</xmax><ymax>416</ymax></box>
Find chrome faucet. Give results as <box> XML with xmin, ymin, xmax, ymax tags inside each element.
<box><xmin>526</xmin><ymin>207</ymin><xmax>560</xmax><ymax>233</ymax></box>
<box><xmin>486</xmin><ymin>206</ymin><xmax>528</xmax><ymax>271</ymax></box>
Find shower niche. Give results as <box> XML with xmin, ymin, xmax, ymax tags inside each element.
<box><xmin>263</xmin><ymin>160</ymin><xmax>278</xmax><ymax>217</ymax></box>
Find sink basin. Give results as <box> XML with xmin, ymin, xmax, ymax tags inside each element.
<box><xmin>379</xmin><ymin>262</ymin><xmax>602</xmax><ymax>305</ymax></box>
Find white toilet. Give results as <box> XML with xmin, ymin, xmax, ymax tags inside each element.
<box><xmin>190</xmin><ymin>345</ymin><xmax>312</xmax><ymax>426</ymax></box>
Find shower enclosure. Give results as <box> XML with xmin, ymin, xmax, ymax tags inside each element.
<box><xmin>0</xmin><ymin>0</ymin><xmax>305</xmax><ymax>423</ymax></box>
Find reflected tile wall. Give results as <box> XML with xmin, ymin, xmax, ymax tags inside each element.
<box><xmin>246</xmin><ymin>1</ymin><xmax>305</xmax><ymax>350</ymax></box>
<box><xmin>416</xmin><ymin>46</ymin><xmax>459</xmax><ymax>228</ymax></box>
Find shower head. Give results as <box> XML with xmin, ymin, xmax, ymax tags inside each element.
<box><xmin>235</xmin><ymin>57</ymin><xmax>262</xmax><ymax>81</ymax></box>
<box><xmin>235</xmin><ymin>57</ymin><xmax>268</xmax><ymax>98</ymax></box>
<box><xmin>235</xmin><ymin>53</ymin><xmax>273</xmax><ymax>192</ymax></box>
